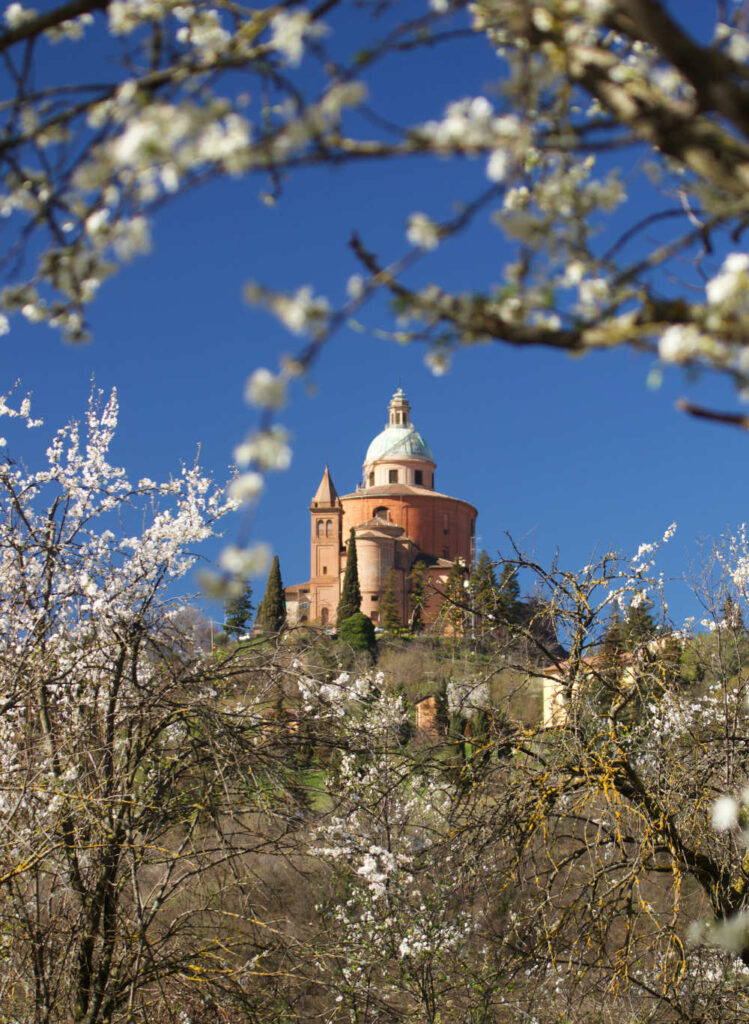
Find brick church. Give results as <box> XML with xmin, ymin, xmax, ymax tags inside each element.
<box><xmin>285</xmin><ymin>388</ymin><xmax>477</xmax><ymax>628</ymax></box>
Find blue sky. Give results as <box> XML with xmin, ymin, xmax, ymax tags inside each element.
<box><xmin>2</xmin><ymin>1</ymin><xmax>744</xmax><ymax>628</ymax></box>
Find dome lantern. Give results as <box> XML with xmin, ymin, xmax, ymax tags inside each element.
<box><xmin>388</xmin><ymin>387</ymin><xmax>410</xmax><ymax>427</ymax></box>
<box><xmin>363</xmin><ymin>389</ymin><xmax>435</xmax><ymax>490</ymax></box>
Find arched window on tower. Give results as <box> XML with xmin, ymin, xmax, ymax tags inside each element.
<box><xmin>326</xmin><ymin>519</ymin><xmax>332</xmax><ymax>537</ymax></box>
<box><xmin>321</xmin><ymin>607</ymin><xmax>329</xmax><ymax>626</ymax></box>
<box><xmin>316</xmin><ymin>520</ymin><xmax>323</xmax><ymax>538</ymax></box>
<box><xmin>373</xmin><ymin>506</ymin><xmax>389</xmax><ymax>521</ymax></box>
<box><xmin>368</xmin><ymin>471</ymin><xmax>375</xmax><ymax>487</ymax></box>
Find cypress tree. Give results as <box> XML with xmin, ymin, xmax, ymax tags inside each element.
<box><xmin>408</xmin><ymin>559</ymin><xmax>428</xmax><ymax>633</ymax></box>
<box><xmin>337</xmin><ymin>528</ymin><xmax>361</xmax><ymax>624</ymax></box>
<box><xmin>380</xmin><ymin>567</ymin><xmax>401</xmax><ymax>633</ymax></box>
<box><xmin>257</xmin><ymin>555</ymin><xmax>285</xmax><ymax>633</ymax></box>
<box><xmin>223</xmin><ymin>582</ymin><xmax>253</xmax><ymax>639</ymax></box>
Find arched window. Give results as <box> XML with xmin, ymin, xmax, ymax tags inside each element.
<box><xmin>320</xmin><ymin>607</ymin><xmax>329</xmax><ymax>626</ymax></box>
<box><xmin>326</xmin><ymin>519</ymin><xmax>332</xmax><ymax>537</ymax></box>
<box><xmin>316</xmin><ymin>520</ymin><xmax>323</xmax><ymax>538</ymax></box>
<box><xmin>368</xmin><ymin>471</ymin><xmax>375</xmax><ymax>487</ymax></box>
<box><xmin>373</xmin><ymin>506</ymin><xmax>388</xmax><ymax>521</ymax></box>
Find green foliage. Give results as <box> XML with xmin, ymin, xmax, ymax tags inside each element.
<box><xmin>467</xmin><ymin>708</ymin><xmax>492</xmax><ymax>772</ymax></box>
<box><xmin>257</xmin><ymin>554</ymin><xmax>285</xmax><ymax>634</ymax></box>
<box><xmin>338</xmin><ymin>611</ymin><xmax>376</xmax><ymax>653</ymax></box>
<box><xmin>223</xmin><ymin>581</ymin><xmax>253</xmax><ymax>639</ymax></box>
<box><xmin>497</xmin><ymin>563</ymin><xmax>521</xmax><ymax>624</ymax></box>
<box><xmin>337</xmin><ymin>528</ymin><xmax>361</xmax><ymax>624</ymax></box>
<box><xmin>470</xmin><ymin>551</ymin><xmax>498</xmax><ymax>624</ymax></box>
<box><xmin>600</xmin><ymin>600</ymin><xmax>658</xmax><ymax>660</ymax></box>
<box><xmin>408</xmin><ymin>560</ymin><xmax>428</xmax><ymax>633</ymax></box>
<box><xmin>470</xmin><ymin>553</ymin><xmax>522</xmax><ymax>641</ymax></box>
<box><xmin>443</xmin><ymin>559</ymin><xmax>469</xmax><ymax>638</ymax></box>
<box><xmin>624</xmin><ymin>598</ymin><xmax>658</xmax><ymax>648</ymax></box>
<box><xmin>380</xmin><ymin>567</ymin><xmax>402</xmax><ymax>633</ymax></box>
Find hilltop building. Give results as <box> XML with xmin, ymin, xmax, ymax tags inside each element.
<box><xmin>285</xmin><ymin>388</ymin><xmax>477</xmax><ymax>628</ymax></box>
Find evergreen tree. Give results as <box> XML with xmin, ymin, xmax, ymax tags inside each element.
<box><xmin>338</xmin><ymin>611</ymin><xmax>376</xmax><ymax>653</ymax></box>
<box><xmin>257</xmin><ymin>555</ymin><xmax>285</xmax><ymax>634</ymax></box>
<box><xmin>496</xmin><ymin>563</ymin><xmax>521</xmax><ymax>624</ymax></box>
<box><xmin>623</xmin><ymin>597</ymin><xmax>657</xmax><ymax>650</ymax></box>
<box><xmin>223</xmin><ymin>582</ymin><xmax>253</xmax><ymax>639</ymax></box>
<box><xmin>380</xmin><ymin>567</ymin><xmax>402</xmax><ymax>633</ymax></box>
<box><xmin>408</xmin><ymin>560</ymin><xmax>428</xmax><ymax>633</ymax></box>
<box><xmin>468</xmin><ymin>708</ymin><xmax>492</xmax><ymax>770</ymax></box>
<box><xmin>600</xmin><ymin>608</ymin><xmax>626</xmax><ymax>661</ymax></box>
<box><xmin>470</xmin><ymin>551</ymin><xmax>499</xmax><ymax>627</ymax></box>
<box><xmin>337</xmin><ymin>528</ymin><xmax>362</xmax><ymax>624</ymax></box>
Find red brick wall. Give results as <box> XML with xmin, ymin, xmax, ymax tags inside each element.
<box><xmin>341</xmin><ymin>492</ymin><xmax>476</xmax><ymax>566</ymax></box>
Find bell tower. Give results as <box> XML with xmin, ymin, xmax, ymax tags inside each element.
<box><xmin>309</xmin><ymin>466</ymin><xmax>343</xmax><ymax>625</ymax></box>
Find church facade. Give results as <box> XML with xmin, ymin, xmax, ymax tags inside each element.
<box><xmin>285</xmin><ymin>388</ymin><xmax>477</xmax><ymax>628</ymax></box>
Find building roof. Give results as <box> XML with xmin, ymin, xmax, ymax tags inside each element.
<box><xmin>339</xmin><ymin>482</ymin><xmax>477</xmax><ymax>511</ymax></box>
<box><xmin>364</xmin><ymin>424</ymin><xmax>434</xmax><ymax>466</ymax></box>
<box><xmin>311</xmin><ymin>465</ymin><xmax>339</xmax><ymax>506</ymax></box>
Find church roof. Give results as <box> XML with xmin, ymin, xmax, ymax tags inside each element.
<box><xmin>339</xmin><ymin>483</ymin><xmax>476</xmax><ymax>511</ymax></box>
<box><xmin>364</xmin><ymin>424</ymin><xmax>434</xmax><ymax>465</ymax></box>
<box><xmin>311</xmin><ymin>465</ymin><xmax>339</xmax><ymax>506</ymax></box>
<box><xmin>355</xmin><ymin>518</ymin><xmax>405</xmax><ymax>538</ymax></box>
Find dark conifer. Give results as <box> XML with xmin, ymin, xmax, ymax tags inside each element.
<box><xmin>497</xmin><ymin>563</ymin><xmax>521</xmax><ymax>624</ymax></box>
<box><xmin>408</xmin><ymin>560</ymin><xmax>428</xmax><ymax>633</ymax></box>
<box><xmin>380</xmin><ymin>567</ymin><xmax>402</xmax><ymax>633</ymax></box>
<box><xmin>257</xmin><ymin>555</ymin><xmax>285</xmax><ymax>633</ymax></box>
<box><xmin>624</xmin><ymin>598</ymin><xmax>657</xmax><ymax>649</ymax></box>
<box><xmin>470</xmin><ymin>551</ymin><xmax>498</xmax><ymax>625</ymax></box>
<box><xmin>223</xmin><ymin>582</ymin><xmax>253</xmax><ymax>639</ymax></box>
<box><xmin>338</xmin><ymin>611</ymin><xmax>376</xmax><ymax>653</ymax></box>
<box><xmin>337</xmin><ymin>528</ymin><xmax>361</xmax><ymax>624</ymax></box>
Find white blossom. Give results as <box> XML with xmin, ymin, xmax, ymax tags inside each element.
<box><xmin>406</xmin><ymin>212</ymin><xmax>441</xmax><ymax>250</ymax></box>
<box><xmin>269</xmin><ymin>10</ymin><xmax>327</xmax><ymax>67</ymax></box>
<box><xmin>244</xmin><ymin>367</ymin><xmax>287</xmax><ymax>409</ymax></box>
<box><xmin>486</xmin><ymin>148</ymin><xmax>510</xmax><ymax>182</ymax></box>
<box><xmin>4</xmin><ymin>2</ymin><xmax>35</xmax><ymax>28</ymax></box>
<box><xmin>228</xmin><ymin>471</ymin><xmax>264</xmax><ymax>503</ymax></box>
<box><xmin>658</xmin><ymin>323</ymin><xmax>705</xmax><ymax>364</ymax></box>
<box><xmin>712</xmin><ymin>795</ymin><xmax>739</xmax><ymax>831</ymax></box>
<box><xmin>219</xmin><ymin>542</ymin><xmax>271</xmax><ymax>577</ymax></box>
<box><xmin>234</xmin><ymin>426</ymin><xmax>292</xmax><ymax>471</ymax></box>
<box><xmin>706</xmin><ymin>253</ymin><xmax>749</xmax><ymax>306</ymax></box>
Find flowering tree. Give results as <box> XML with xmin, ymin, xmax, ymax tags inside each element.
<box><xmin>0</xmin><ymin>387</ymin><xmax>299</xmax><ymax>1022</ymax></box>
<box><xmin>478</xmin><ymin>528</ymin><xmax>749</xmax><ymax>1022</ymax></box>
<box><xmin>5</xmin><ymin>417</ymin><xmax>747</xmax><ymax>1024</ymax></box>
<box><xmin>3</xmin><ymin>0</ymin><xmax>749</xmax><ymax>574</ymax></box>
<box><xmin>1</xmin><ymin>2</ymin><xmax>749</xmax><ymax>384</ymax></box>
<box><xmin>279</xmin><ymin>534</ymin><xmax>749</xmax><ymax>1024</ymax></box>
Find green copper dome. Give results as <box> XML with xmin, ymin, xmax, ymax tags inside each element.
<box><xmin>364</xmin><ymin>424</ymin><xmax>434</xmax><ymax>464</ymax></box>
